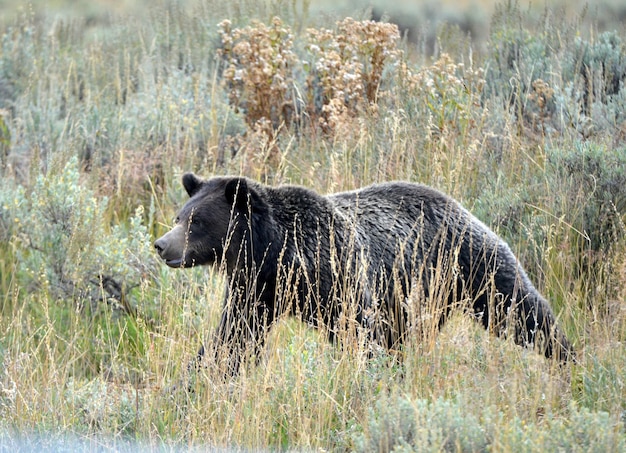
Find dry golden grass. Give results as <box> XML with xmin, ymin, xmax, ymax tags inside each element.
<box><xmin>0</xmin><ymin>0</ymin><xmax>625</xmax><ymax>450</ymax></box>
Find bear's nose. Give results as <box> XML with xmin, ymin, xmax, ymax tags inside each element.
<box><xmin>154</xmin><ymin>238</ymin><xmax>166</xmax><ymax>255</ymax></box>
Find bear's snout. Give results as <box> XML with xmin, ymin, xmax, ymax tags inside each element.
<box><xmin>154</xmin><ymin>225</ymin><xmax>186</xmax><ymax>268</ymax></box>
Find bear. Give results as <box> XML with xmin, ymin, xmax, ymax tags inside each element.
<box><xmin>154</xmin><ymin>174</ymin><xmax>574</xmax><ymax>375</ymax></box>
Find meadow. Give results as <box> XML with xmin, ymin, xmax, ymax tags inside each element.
<box><xmin>1</xmin><ymin>0</ymin><xmax>626</xmax><ymax>450</ymax></box>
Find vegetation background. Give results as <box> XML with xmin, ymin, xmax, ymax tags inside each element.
<box><xmin>1</xmin><ymin>0</ymin><xmax>626</xmax><ymax>450</ymax></box>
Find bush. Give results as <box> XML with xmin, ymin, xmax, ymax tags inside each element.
<box><xmin>494</xmin><ymin>404</ymin><xmax>625</xmax><ymax>452</ymax></box>
<box><xmin>353</xmin><ymin>396</ymin><xmax>625</xmax><ymax>453</ymax></box>
<box><xmin>546</xmin><ymin>142</ymin><xmax>626</xmax><ymax>255</ymax></box>
<box><xmin>305</xmin><ymin>18</ymin><xmax>401</xmax><ymax>132</ymax></box>
<box><xmin>219</xmin><ymin>17</ymin><xmax>402</xmax><ymax>137</ymax></box>
<box><xmin>404</xmin><ymin>53</ymin><xmax>485</xmax><ymax>143</ymax></box>
<box><xmin>575</xmin><ymin>355</ymin><xmax>626</xmax><ymax>414</ymax></box>
<box><xmin>219</xmin><ymin>17</ymin><xmax>298</xmax><ymax>134</ymax></box>
<box><xmin>1</xmin><ymin>157</ymin><xmax>157</xmax><ymax>314</ymax></box>
<box><xmin>485</xmin><ymin>2</ymin><xmax>556</xmax><ymax>116</ymax></box>
<box><xmin>568</xmin><ymin>31</ymin><xmax>626</xmax><ymax>111</ymax></box>
<box><xmin>475</xmin><ymin>141</ymin><xmax>626</xmax><ymax>247</ymax></box>
<box><xmin>0</xmin><ymin>19</ymin><xmax>38</xmax><ymax>111</ymax></box>
<box><xmin>353</xmin><ymin>396</ymin><xmax>488</xmax><ymax>452</ymax></box>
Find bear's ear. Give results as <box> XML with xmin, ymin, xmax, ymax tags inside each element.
<box><xmin>224</xmin><ymin>178</ymin><xmax>249</xmax><ymax>209</ymax></box>
<box><xmin>224</xmin><ymin>178</ymin><xmax>267</xmax><ymax>213</ymax></box>
<box><xmin>182</xmin><ymin>173</ymin><xmax>204</xmax><ymax>197</ymax></box>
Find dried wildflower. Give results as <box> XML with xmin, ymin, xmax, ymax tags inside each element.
<box><xmin>306</xmin><ymin>18</ymin><xmax>401</xmax><ymax>134</ymax></box>
<box><xmin>219</xmin><ymin>17</ymin><xmax>297</xmax><ymax>135</ymax></box>
<box><xmin>219</xmin><ymin>17</ymin><xmax>403</xmax><ymax>140</ymax></box>
<box><xmin>529</xmin><ymin>78</ymin><xmax>554</xmax><ymax>110</ymax></box>
<box><xmin>526</xmin><ymin>78</ymin><xmax>555</xmax><ymax>135</ymax></box>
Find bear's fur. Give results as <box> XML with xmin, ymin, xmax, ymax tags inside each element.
<box><xmin>154</xmin><ymin>174</ymin><xmax>574</xmax><ymax>374</ymax></box>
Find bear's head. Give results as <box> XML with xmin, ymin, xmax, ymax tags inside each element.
<box><xmin>154</xmin><ymin>173</ymin><xmax>268</xmax><ymax>269</ymax></box>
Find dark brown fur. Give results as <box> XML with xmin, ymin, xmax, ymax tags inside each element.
<box><xmin>154</xmin><ymin>175</ymin><xmax>574</xmax><ymax>374</ymax></box>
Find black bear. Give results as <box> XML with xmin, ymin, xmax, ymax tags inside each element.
<box><xmin>154</xmin><ymin>174</ymin><xmax>574</xmax><ymax>374</ymax></box>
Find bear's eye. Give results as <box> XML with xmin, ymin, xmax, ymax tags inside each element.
<box><xmin>174</xmin><ymin>216</ymin><xmax>180</xmax><ymax>224</ymax></box>
<box><xmin>190</xmin><ymin>217</ymin><xmax>204</xmax><ymax>228</ymax></box>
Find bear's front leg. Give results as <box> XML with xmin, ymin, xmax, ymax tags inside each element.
<box><xmin>194</xmin><ymin>287</ymin><xmax>276</xmax><ymax>380</ymax></box>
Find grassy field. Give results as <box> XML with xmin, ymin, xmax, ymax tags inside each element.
<box><xmin>1</xmin><ymin>0</ymin><xmax>626</xmax><ymax>450</ymax></box>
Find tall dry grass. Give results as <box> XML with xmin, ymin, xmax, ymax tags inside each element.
<box><xmin>0</xmin><ymin>0</ymin><xmax>625</xmax><ymax>450</ymax></box>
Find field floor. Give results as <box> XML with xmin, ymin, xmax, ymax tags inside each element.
<box><xmin>1</xmin><ymin>0</ymin><xmax>626</xmax><ymax>451</ymax></box>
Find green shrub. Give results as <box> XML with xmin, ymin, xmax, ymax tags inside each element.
<box><xmin>64</xmin><ymin>376</ymin><xmax>138</xmax><ymax>434</ymax></box>
<box><xmin>353</xmin><ymin>397</ymin><xmax>625</xmax><ymax>453</ymax></box>
<box><xmin>403</xmin><ymin>53</ymin><xmax>485</xmax><ymax>150</ymax></box>
<box><xmin>475</xmin><ymin>141</ymin><xmax>626</xmax><ymax>264</ymax></box>
<box><xmin>575</xmin><ymin>355</ymin><xmax>626</xmax><ymax>414</ymax></box>
<box><xmin>353</xmin><ymin>396</ymin><xmax>488</xmax><ymax>452</ymax></box>
<box><xmin>495</xmin><ymin>404</ymin><xmax>625</xmax><ymax>453</ymax></box>
<box><xmin>485</xmin><ymin>2</ymin><xmax>556</xmax><ymax>116</ymax></box>
<box><xmin>546</xmin><ymin>143</ymin><xmax>626</xmax><ymax>255</ymax></box>
<box><xmin>2</xmin><ymin>157</ymin><xmax>157</xmax><ymax>314</ymax></box>
<box><xmin>0</xmin><ymin>19</ymin><xmax>38</xmax><ymax>111</ymax></box>
<box><xmin>540</xmin><ymin>405</ymin><xmax>625</xmax><ymax>452</ymax></box>
<box><xmin>568</xmin><ymin>31</ymin><xmax>626</xmax><ymax>110</ymax></box>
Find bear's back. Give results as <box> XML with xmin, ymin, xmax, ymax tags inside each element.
<box><xmin>327</xmin><ymin>181</ymin><xmax>466</xmax><ymax>236</ymax></box>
